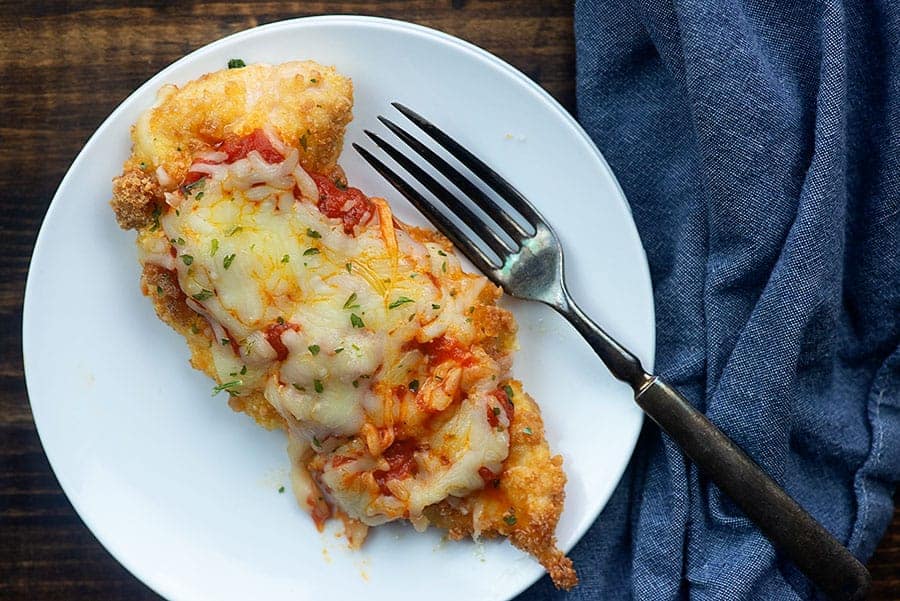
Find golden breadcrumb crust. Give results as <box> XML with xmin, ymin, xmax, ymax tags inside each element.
<box><xmin>425</xmin><ymin>381</ymin><xmax>576</xmax><ymax>589</ymax></box>
<box><xmin>110</xmin><ymin>61</ymin><xmax>575</xmax><ymax>589</ymax></box>
<box><xmin>128</xmin><ymin>61</ymin><xmax>352</xmax><ymax>181</ymax></box>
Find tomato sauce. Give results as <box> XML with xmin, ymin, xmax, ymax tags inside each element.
<box><xmin>486</xmin><ymin>387</ymin><xmax>514</xmax><ymax>428</ymax></box>
<box><xmin>373</xmin><ymin>439</ymin><xmax>419</xmax><ymax>496</ymax></box>
<box><xmin>478</xmin><ymin>466</ymin><xmax>499</xmax><ymax>488</ymax></box>
<box><xmin>311</xmin><ymin>173</ymin><xmax>374</xmax><ymax>234</ymax></box>
<box><xmin>264</xmin><ymin>321</ymin><xmax>301</xmax><ymax>362</ymax></box>
<box><xmin>181</xmin><ymin>129</ymin><xmax>285</xmax><ymax>188</ymax></box>
<box><xmin>408</xmin><ymin>335</ymin><xmax>470</xmax><ymax>366</ymax></box>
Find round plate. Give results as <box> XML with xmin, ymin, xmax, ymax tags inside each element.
<box><xmin>23</xmin><ymin>16</ymin><xmax>653</xmax><ymax>601</ymax></box>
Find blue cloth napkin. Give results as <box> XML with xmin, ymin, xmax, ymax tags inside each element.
<box><xmin>519</xmin><ymin>1</ymin><xmax>900</xmax><ymax>599</ymax></box>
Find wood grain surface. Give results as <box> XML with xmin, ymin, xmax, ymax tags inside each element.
<box><xmin>0</xmin><ymin>1</ymin><xmax>896</xmax><ymax>599</ymax></box>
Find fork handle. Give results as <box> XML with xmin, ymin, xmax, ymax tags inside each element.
<box><xmin>555</xmin><ymin>293</ymin><xmax>871</xmax><ymax>601</ymax></box>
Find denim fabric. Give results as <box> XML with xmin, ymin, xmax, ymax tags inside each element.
<box><xmin>518</xmin><ymin>1</ymin><xmax>900</xmax><ymax>599</ymax></box>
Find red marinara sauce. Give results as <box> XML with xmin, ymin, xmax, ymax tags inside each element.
<box><xmin>411</xmin><ymin>335</ymin><xmax>471</xmax><ymax>366</ymax></box>
<box><xmin>486</xmin><ymin>386</ymin><xmax>515</xmax><ymax>428</ymax></box>
<box><xmin>264</xmin><ymin>321</ymin><xmax>301</xmax><ymax>362</ymax></box>
<box><xmin>178</xmin><ymin>130</ymin><xmax>374</xmax><ymax>234</ymax></box>
<box><xmin>373</xmin><ymin>439</ymin><xmax>419</xmax><ymax>496</ymax></box>
<box><xmin>311</xmin><ymin>173</ymin><xmax>374</xmax><ymax>234</ymax></box>
<box><xmin>219</xmin><ymin>129</ymin><xmax>285</xmax><ymax>164</ymax></box>
<box><xmin>180</xmin><ymin>129</ymin><xmax>286</xmax><ymax>187</ymax></box>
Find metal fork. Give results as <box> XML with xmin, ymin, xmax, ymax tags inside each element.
<box><xmin>354</xmin><ymin>103</ymin><xmax>870</xmax><ymax>601</ymax></box>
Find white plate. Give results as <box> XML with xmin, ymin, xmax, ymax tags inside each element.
<box><xmin>23</xmin><ymin>16</ymin><xmax>653</xmax><ymax>601</ymax></box>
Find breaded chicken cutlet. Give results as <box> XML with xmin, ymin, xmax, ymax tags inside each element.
<box><xmin>110</xmin><ymin>60</ymin><xmax>576</xmax><ymax>589</ymax></box>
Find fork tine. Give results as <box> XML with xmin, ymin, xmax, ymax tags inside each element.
<box><xmin>352</xmin><ymin>143</ymin><xmax>499</xmax><ymax>277</ymax></box>
<box><xmin>377</xmin><ymin>116</ymin><xmax>531</xmax><ymax>242</ymax></box>
<box><xmin>363</xmin><ymin>129</ymin><xmax>513</xmax><ymax>259</ymax></box>
<box><xmin>392</xmin><ymin>102</ymin><xmax>545</xmax><ymax>228</ymax></box>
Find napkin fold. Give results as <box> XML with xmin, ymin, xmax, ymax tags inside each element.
<box><xmin>520</xmin><ymin>1</ymin><xmax>900</xmax><ymax>598</ymax></box>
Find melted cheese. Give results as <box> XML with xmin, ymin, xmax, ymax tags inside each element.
<box><xmin>139</xmin><ymin>140</ymin><xmax>510</xmax><ymax>529</ymax></box>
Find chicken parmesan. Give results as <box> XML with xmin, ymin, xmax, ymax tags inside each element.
<box><xmin>110</xmin><ymin>60</ymin><xmax>576</xmax><ymax>589</ymax></box>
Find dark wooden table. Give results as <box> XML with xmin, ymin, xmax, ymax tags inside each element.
<box><xmin>1</xmin><ymin>2</ymin><xmax>896</xmax><ymax>599</ymax></box>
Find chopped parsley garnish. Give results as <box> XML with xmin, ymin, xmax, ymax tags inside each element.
<box><xmin>343</xmin><ymin>293</ymin><xmax>359</xmax><ymax>310</ymax></box>
<box><xmin>334</xmin><ymin>347</ymin><xmax>344</xmax><ymax>354</ymax></box>
<box><xmin>211</xmin><ymin>380</ymin><xmax>241</xmax><ymax>396</ymax></box>
<box><xmin>292</xmin><ymin>383</ymin><xmax>305</xmax><ymax>392</ymax></box>
<box><xmin>190</xmin><ymin>324</ymin><xmax>200</xmax><ymax>334</ymax></box>
<box><xmin>240</xmin><ymin>365</ymin><xmax>247</xmax><ymax>375</ymax></box>
<box><xmin>432</xmin><ymin>303</ymin><xmax>441</xmax><ymax>310</ymax></box>
<box><xmin>228</xmin><ymin>58</ymin><xmax>246</xmax><ymax>69</ymax></box>
<box><xmin>345</xmin><ymin>263</ymin><xmax>352</xmax><ymax>273</ymax></box>
<box><xmin>192</xmin><ymin>289</ymin><xmax>214</xmax><ymax>301</ymax></box>
<box><xmin>281</xmin><ymin>254</ymin><xmax>290</xmax><ymax>263</ymax></box>
<box><xmin>492</xmin><ymin>406</ymin><xmax>501</xmax><ymax>416</ymax></box>
<box><xmin>210</xmin><ymin>239</ymin><xmax>219</xmax><ymax>255</ymax></box>
<box><xmin>278</xmin><ymin>486</ymin><xmax>285</xmax><ymax>493</ymax></box>
<box><xmin>176</xmin><ymin>237</ymin><xmax>185</xmax><ymax>245</ymax></box>
<box><xmin>221</xmin><ymin>338</ymin><xmax>230</xmax><ymax>346</ymax></box>
<box><xmin>408</xmin><ymin>380</ymin><xmax>420</xmax><ymax>392</ymax></box>
<box><xmin>302</xmin><ymin>248</ymin><xmax>319</xmax><ymax>256</ymax></box>
<box><xmin>306</xmin><ymin>228</ymin><xmax>321</xmax><ymax>238</ymax></box>
<box><xmin>352</xmin><ymin>379</ymin><xmax>359</xmax><ymax>388</ymax></box>
<box><xmin>437</xmin><ymin>250</ymin><xmax>447</xmax><ymax>256</ymax></box>
<box><xmin>314</xmin><ymin>379</ymin><xmax>324</xmax><ymax>393</ymax></box>
<box><xmin>523</xmin><ymin>427</ymin><xmax>533</xmax><ymax>435</ymax></box>
<box><xmin>182</xmin><ymin>177</ymin><xmax>206</xmax><ymax>195</ymax></box>
<box><xmin>312</xmin><ymin>436</ymin><xmax>322</xmax><ymax>448</ymax></box>
<box><xmin>181</xmin><ymin>254</ymin><xmax>194</xmax><ymax>265</ymax></box>
<box><xmin>276</xmin><ymin>316</ymin><xmax>285</xmax><ymax>324</ymax></box>
<box><xmin>223</xmin><ymin>253</ymin><xmax>236</xmax><ymax>269</ymax></box>
<box><xmin>442</xmin><ymin>261</ymin><xmax>447</xmax><ymax>273</ymax></box>
<box><xmin>309</xmin><ymin>77</ymin><xmax>318</xmax><ymax>83</ymax></box>
<box><xmin>334</xmin><ymin>179</ymin><xmax>347</xmax><ymax>190</ymax></box>
<box><xmin>299</xmin><ymin>133</ymin><xmax>308</xmax><ymax>151</ymax></box>
<box><xmin>388</xmin><ymin>296</ymin><xmax>414</xmax><ymax>309</ymax></box>
<box><xmin>308</xmin><ymin>344</ymin><xmax>320</xmax><ymax>355</ymax></box>
<box><xmin>156</xmin><ymin>285</ymin><xmax>163</xmax><ymax>295</ymax></box>
<box><xmin>225</xmin><ymin>225</ymin><xmax>243</xmax><ymax>237</ymax></box>
<box><xmin>503</xmin><ymin>384</ymin><xmax>515</xmax><ymax>401</ymax></box>
<box><xmin>149</xmin><ymin>205</ymin><xmax>161</xmax><ymax>232</ymax></box>
<box><xmin>350</xmin><ymin>313</ymin><xmax>365</xmax><ymax>328</ymax></box>
<box><xmin>503</xmin><ymin>514</ymin><xmax>517</xmax><ymax>526</ymax></box>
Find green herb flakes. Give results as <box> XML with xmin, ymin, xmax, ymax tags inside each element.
<box><xmin>343</xmin><ymin>292</ymin><xmax>359</xmax><ymax>310</ymax></box>
<box><xmin>388</xmin><ymin>296</ymin><xmax>414</xmax><ymax>309</ymax></box>
<box><xmin>228</xmin><ymin>58</ymin><xmax>246</xmax><ymax>69</ymax></box>
<box><xmin>211</xmin><ymin>380</ymin><xmax>241</xmax><ymax>396</ymax></box>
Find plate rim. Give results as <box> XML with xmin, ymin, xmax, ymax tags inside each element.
<box><xmin>22</xmin><ymin>14</ymin><xmax>654</xmax><ymax>601</ymax></box>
